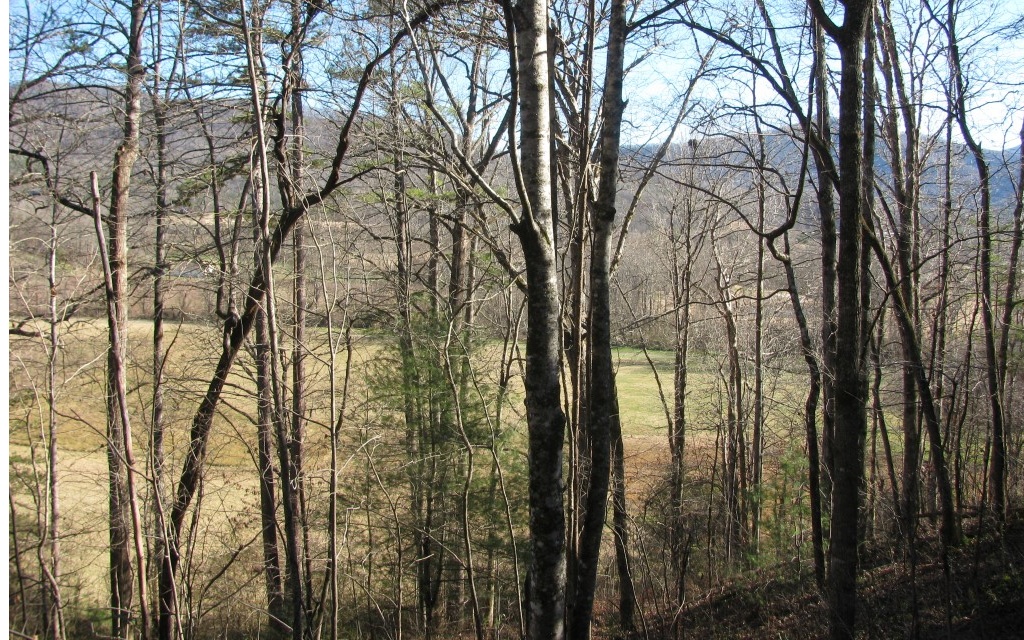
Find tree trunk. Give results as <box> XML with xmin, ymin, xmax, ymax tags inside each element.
<box><xmin>610</xmin><ymin>402</ymin><xmax>636</xmax><ymax>631</ymax></box>
<box><xmin>809</xmin><ymin>2</ymin><xmax>873</xmax><ymax>638</ymax></box>
<box><xmin>869</xmin><ymin>312</ymin><xmax>902</xmax><ymax>533</ymax></box>
<box><xmin>946</xmin><ymin>1</ymin><xmax>1006</xmax><ymax>522</ymax></box>
<box><xmin>751</xmin><ymin>98</ymin><xmax>767</xmax><ymax>553</ymax></box>
<box><xmin>151</xmin><ymin>41</ymin><xmax>168</xmax><ymax>537</ymax></box>
<box><xmin>812</xmin><ymin>17</ymin><xmax>838</xmax><ymax>509</ymax></box>
<box><xmin>150</xmin><ymin>39</ymin><xmax>176</xmax><ymax>639</ymax></box>
<box><xmin>240</xmin><ymin>6</ymin><xmax>305</xmax><ymax>634</ymax></box>
<box><xmin>571</xmin><ymin>0</ymin><xmax>626</xmax><ymax>637</ymax></box>
<box><xmin>863</xmin><ymin>218</ymin><xmax>959</xmax><ymax>548</ymax></box>
<box><xmin>281</xmin><ymin>2</ymin><xmax>313</xmax><ymax>613</ymax></box>
<box><xmin>93</xmin><ymin>173</ymin><xmax>151</xmax><ymax>640</ymax></box>
<box><xmin>509</xmin><ymin>1</ymin><xmax>567</xmax><ymax>637</ymax></box>
<box><xmin>997</xmin><ymin>121</ymin><xmax>1024</xmax><ymax>420</ymax></box>
<box><xmin>105</xmin><ymin>1</ymin><xmax>146</xmax><ymax>635</ymax></box>
<box><xmin>46</xmin><ymin>208</ymin><xmax>64</xmax><ymax>640</ymax></box>
<box><xmin>256</xmin><ymin>308</ymin><xmax>286</xmax><ymax>635</ymax></box>
<box><xmin>875</xmin><ymin>0</ymin><xmax>923</xmax><ymax>541</ymax></box>
<box><xmin>713</xmin><ymin>239</ymin><xmax>746</xmax><ymax>559</ymax></box>
<box><xmin>668</xmin><ymin>167</ymin><xmax>697</xmax><ymax>608</ymax></box>
<box><xmin>776</xmin><ymin>231</ymin><xmax>826</xmax><ymax>589</ymax></box>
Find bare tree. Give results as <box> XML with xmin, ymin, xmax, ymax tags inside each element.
<box><xmin>569</xmin><ymin>1</ymin><xmax>626</xmax><ymax>637</ymax></box>
<box><xmin>155</xmin><ymin>5</ymin><xmax>454</xmax><ymax>638</ymax></box>
<box><xmin>805</xmin><ymin>3</ymin><xmax>874</xmax><ymax>639</ymax></box>
<box><xmin>937</xmin><ymin>0</ymin><xmax>1009</xmax><ymax>521</ymax></box>
<box><xmin>101</xmin><ymin>0</ymin><xmax>149</xmax><ymax>635</ymax></box>
<box><xmin>506</xmin><ymin>1</ymin><xmax>568</xmax><ymax>637</ymax></box>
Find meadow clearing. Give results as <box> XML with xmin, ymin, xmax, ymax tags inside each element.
<box><xmin>10</xmin><ymin>317</ymin><xmax>819</xmax><ymax>630</ymax></box>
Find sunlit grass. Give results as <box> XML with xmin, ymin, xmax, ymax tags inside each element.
<box><xmin>10</xmin><ymin>318</ymin><xmax>898</xmax><ymax>627</ymax></box>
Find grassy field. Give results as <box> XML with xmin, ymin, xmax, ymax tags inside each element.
<box><xmin>10</xmin><ymin>318</ymin><xmax>825</xmax><ymax>631</ymax></box>
<box><xmin>9</xmin><ymin>319</ymin><xmax>813</xmax><ymax>459</ymax></box>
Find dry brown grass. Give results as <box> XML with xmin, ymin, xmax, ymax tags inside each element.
<box><xmin>10</xmin><ymin>319</ymin><xmax>816</xmax><ymax>635</ymax></box>
<box><xmin>9</xmin><ymin>319</ymin><xmax>390</xmax><ymax>630</ymax></box>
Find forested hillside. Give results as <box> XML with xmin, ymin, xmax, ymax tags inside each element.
<box><xmin>8</xmin><ymin>1</ymin><xmax>1024</xmax><ymax>639</ymax></box>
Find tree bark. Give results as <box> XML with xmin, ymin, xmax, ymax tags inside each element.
<box><xmin>807</xmin><ymin>2</ymin><xmax>873</xmax><ymax>638</ymax></box>
<box><xmin>571</xmin><ymin>0</ymin><xmax>626</xmax><ymax>637</ymax></box>
<box><xmin>812</xmin><ymin>17</ymin><xmax>838</xmax><ymax>509</ymax></box>
<box><xmin>610</xmin><ymin>402</ymin><xmax>636</xmax><ymax>631</ymax></box>
<box><xmin>93</xmin><ymin>172</ymin><xmax>151</xmax><ymax>640</ymax></box>
<box><xmin>46</xmin><ymin>207</ymin><xmax>65</xmax><ymax>640</ymax></box>
<box><xmin>104</xmin><ymin>1</ymin><xmax>146</xmax><ymax>635</ymax></box>
<box><xmin>509</xmin><ymin>1</ymin><xmax>567</xmax><ymax>637</ymax></box>
<box><xmin>256</xmin><ymin>307</ymin><xmax>286</xmax><ymax>635</ymax></box>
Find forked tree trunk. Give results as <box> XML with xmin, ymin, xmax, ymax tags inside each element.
<box><xmin>806</xmin><ymin>2</ymin><xmax>873</xmax><ymax>638</ymax></box>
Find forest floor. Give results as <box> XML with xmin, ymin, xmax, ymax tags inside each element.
<box><xmin>633</xmin><ymin>512</ymin><xmax>1024</xmax><ymax>639</ymax></box>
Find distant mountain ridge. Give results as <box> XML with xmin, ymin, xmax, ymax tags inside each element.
<box><xmin>623</xmin><ymin>131</ymin><xmax>1021</xmax><ymax>222</ymax></box>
